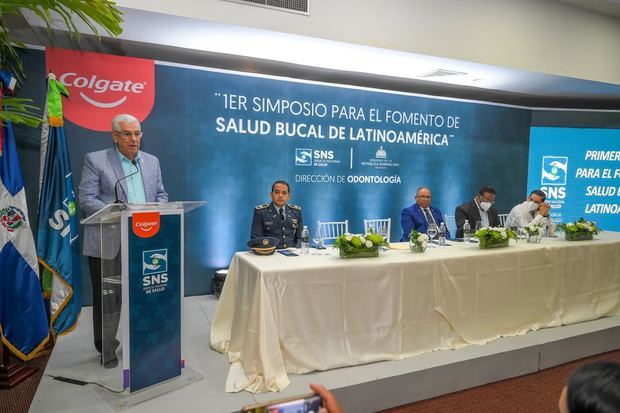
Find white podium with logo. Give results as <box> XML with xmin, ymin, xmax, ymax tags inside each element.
<box><xmin>81</xmin><ymin>201</ymin><xmax>205</xmax><ymax>407</ymax></box>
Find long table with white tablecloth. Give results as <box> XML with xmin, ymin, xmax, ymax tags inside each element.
<box><xmin>210</xmin><ymin>232</ymin><xmax>620</xmax><ymax>393</ymax></box>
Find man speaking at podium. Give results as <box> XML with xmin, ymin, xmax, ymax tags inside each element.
<box><xmin>78</xmin><ymin>114</ymin><xmax>167</xmax><ymax>367</ymax></box>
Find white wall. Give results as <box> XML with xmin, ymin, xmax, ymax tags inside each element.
<box><xmin>115</xmin><ymin>0</ymin><xmax>620</xmax><ymax>85</ymax></box>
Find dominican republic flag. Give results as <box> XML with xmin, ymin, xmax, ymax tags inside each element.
<box><xmin>0</xmin><ymin>120</ymin><xmax>50</xmax><ymax>360</ymax></box>
<box><xmin>37</xmin><ymin>77</ymin><xmax>81</xmax><ymax>336</ymax></box>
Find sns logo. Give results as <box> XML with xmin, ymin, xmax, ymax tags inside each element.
<box><xmin>541</xmin><ymin>156</ymin><xmax>568</xmax><ymax>186</ymax></box>
<box><xmin>45</xmin><ymin>47</ymin><xmax>155</xmax><ymax>132</ymax></box>
<box><xmin>295</xmin><ymin>148</ymin><xmax>335</xmax><ymax>166</ymax></box>
<box><xmin>142</xmin><ymin>249</ymin><xmax>168</xmax><ymax>287</ymax></box>
<box><xmin>143</xmin><ymin>249</ymin><xmax>168</xmax><ymax>275</ymax></box>
<box><xmin>295</xmin><ymin>148</ymin><xmax>313</xmax><ymax>166</ymax></box>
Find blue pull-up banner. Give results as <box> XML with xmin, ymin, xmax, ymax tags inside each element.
<box><xmin>528</xmin><ymin>127</ymin><xmax>620</xmax><ymax>231</ymax></box>
<box><xmin>126</xmin><ymin>211</ymin><xmax>182</xmax><ymax>392</ymax></box>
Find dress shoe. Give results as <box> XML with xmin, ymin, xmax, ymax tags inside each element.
<box><xmin>102</xmin><ymin>353</ymin><xmax>118</xmax><ymax>369</ymax></box>
<box><xmin>95</xmin><ymin>338</ymin><xmax>120</xmax><ymax>354</ymax></box>
<box><xmin>100</xmin><ymin>339</ymin><xmax>120</xmax><ymax>368</ymax></box>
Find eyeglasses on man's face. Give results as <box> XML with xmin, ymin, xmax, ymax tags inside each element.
<box><xmin>115</xmin><ymin>130</ymin><xmax>143</xmax><ymax>139</ymax></box>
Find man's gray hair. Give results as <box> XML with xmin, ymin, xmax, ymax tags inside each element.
<box><xmin>416</xmin><ymin>186</ymin><xmax>431</xmax><ymax>196</ymax></box>
<box><xmin>112</xmin><ymin>114</ymin><xmax>140</xmax><ymax>132</ymax></box>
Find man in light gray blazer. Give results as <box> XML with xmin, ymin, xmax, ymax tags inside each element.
<box><xmin>78</xmin><ymin>113</ymin><xmax>167</xmax><ymax>367</ymax></box>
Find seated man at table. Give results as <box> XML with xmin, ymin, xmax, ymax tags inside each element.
<box><xmin>251</xmin><ymin>180</ymin><xmax>303</xmax><ymax>249</ymax></box>
<box><xmin>400</xmin><ymin>186</ymin><xmax>450</xmax><ymax>241</ymax></box>
<box><xmin>505</xmin><ymin>189</ymin><xmax>556</xmax><ymax>233</ymax></box>
<box><xmin>455</xmin><ymin>185</ymin><xmax>500</xmax><ymax>238</ymax></box>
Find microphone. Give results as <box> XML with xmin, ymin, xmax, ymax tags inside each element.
<box><xmin>114</xmin><ymin>159</ymin><xmax>140</xmax><ymax>204</ymax></box>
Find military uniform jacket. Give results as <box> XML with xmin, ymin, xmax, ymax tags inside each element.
<box><xmin>251</xmin><ymin>202</ymin><xmax>303</xmax><ymax>249</ymax></box>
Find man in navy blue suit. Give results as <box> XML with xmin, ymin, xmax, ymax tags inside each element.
<box><xmin>400</xmin><ymin>186</ymin><xmax>450</xmax><ymax>241</ymax></box>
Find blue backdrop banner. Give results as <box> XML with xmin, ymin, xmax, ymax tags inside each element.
<box><xmin>528</xmin><ymin>127</ymin><xmax>620</xmax><ymax>231</ymax></box>
<box><xmin>127</xmin><ymin>212</ymin><xmax>181</xmax><ymax>392</ymax></box>
<box><xmin>20</xmin><ymin>48</ymin><xmax>535</xmax><ymax>297</ymax></box>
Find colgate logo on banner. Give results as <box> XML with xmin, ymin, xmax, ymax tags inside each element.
<box><xmin>132</xmin><ymin>212</ymin><xmax>160</xmax><ymax>238</ymax></box>
<box><xmin>45</xmin><ymin>47</ymin><xmax>155</xmax><ymax>131</ymax></box>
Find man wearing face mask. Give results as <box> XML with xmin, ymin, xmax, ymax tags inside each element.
<box><xmin>505</xmin><ymin>189</ymin><xmax>556</xmax><ymax>233</ymax></box>
<box><xmin>455</xmin><ymin>186</ymin><xmax>500</xmax><ymax>238</ymax></box>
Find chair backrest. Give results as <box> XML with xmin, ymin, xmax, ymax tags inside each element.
<box><xmin>498</xmin><ymin>213</ymin><xmax>509</xmax><ymax>227</ymax></box>
<box><xmin>443</xmin><ymin>214</ymin><xmax>456</xmax><ymax>236</ymax></box>
<box><xmin>317</xmin><ymin>220</ymin><xmax>349</xmax><ymax>242</ymax></box>
<box><xmin>363</xmin><ymin>218</ymin><xmax>391</xmax><ymax>242</ymax></box>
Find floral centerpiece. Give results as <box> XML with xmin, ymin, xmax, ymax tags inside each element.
<box><xmin>474</xmin><ymin>226</ymin><xmax>517</xmax><ymax>249</ymax></box>
<box><xmin>409</xmin><ymin>229</ymin><xmax>429</xmax><ymax>253</ymax></box>
<box><xmin>334</xmin><ymin>230</ymin><xmax>389</xmax><ymax>258</ymax></box>
<box><xmin>524</xmin><ymin>223</ymin><xmax>544</xmax><ymax>244</ymax></box>
<box><xmin>558</xmin><ymin>218</ymin><xmax>599</xmax><ymax>241</ymax></box>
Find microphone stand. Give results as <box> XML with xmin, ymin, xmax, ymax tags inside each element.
<box><xmin>114</xmin><ymin>159</ymin><xmax>140</xmax><ymax>208</ymax></box>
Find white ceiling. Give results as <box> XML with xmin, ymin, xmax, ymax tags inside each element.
<box><xmin>111</xmin><ymin>7</ymin><xmax>620</xmax><ymax>107</ymax></box>
<box><xmin>14</xmin><ymin>3</ymin><xmax>620</xmax><ymax>108</ymax></box>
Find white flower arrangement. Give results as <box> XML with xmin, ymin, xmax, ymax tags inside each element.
<box><xmin>559</xmin><ymin>218</ymin><xmax>600</xmax><ymax>241</ymax></box>
<box><xmin>409</xmin><ymin>230</ymin><xmax>429</xmax><ymax>253</ymax></box>
<box><xmin>474</xmin><ymin>226</ymin><xmax>517</xmax><ymax>249</ymax></box>
<box><xmin>334</xmin><ymin>230</ymin><xmax>389</xmax><ymax>257</ymax></box>
<box><xmin>523</xmin><ymin>223</ymin><xmax>544</xmax><ymax>236</ymax></box>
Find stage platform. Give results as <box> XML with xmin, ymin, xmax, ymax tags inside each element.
<box><xmin>31</xmin><ymin>295</ymin><xmax>620</xmax><ymax>413</ymax></box>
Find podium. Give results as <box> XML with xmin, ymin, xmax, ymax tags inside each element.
<box><xmin>81</xmin><ymin>201</ymin><xmax>205</xmax><ymax>397</ymax></box>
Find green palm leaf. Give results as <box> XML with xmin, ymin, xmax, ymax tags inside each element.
<box><xmin>1</xmin><ymin>96</ymin><xmax>43</xmax><ymax>126</ymax></box>
<box><xmin>0</xmin><ymin>0</ymin><xmax>123</xmax><ymax>126</ymax></box>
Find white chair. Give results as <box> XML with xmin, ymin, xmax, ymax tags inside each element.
<box><xmin>443</xmin><ymin>214</ymin><xmax>456</xmax><ymax>236</ymax></box>
<box><xmin>363</xmin><ymin>218</ymin><xmax>391</xmax><ymax>242</ymax></box>
<box><xmin>498</xmin><ymin>213</ymin><xmax>509</xmax><ymax>227</ymax></box>
<box><xmin>317</xmin><ymin>220</ymin><xmax>349</xmax><ymax>243</ymax></box>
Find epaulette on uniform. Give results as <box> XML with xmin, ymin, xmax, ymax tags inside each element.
<box><xmin>255</xmin><ymin>203</ymin><xmax>270</xmax><ymax>210</ymax></box>
<box><xmin>288</xmin><ymin>204</ymin><xmax>301</xmax><ymax>211</ymax></box>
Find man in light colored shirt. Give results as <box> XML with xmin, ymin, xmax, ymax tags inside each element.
<box><xmin>117</xmin><ymin>150</ymin><xmax>146</xmax><ymax>203</ymax></box>
<box><xmin>78</xmin><ymin>114</ymin><xmax>167</xmax><ymax>368</ymax></box>
<box><xmin>505</xmin><ymin>189</ymin><xmax>556</xmax><ymax>233</ymax></box>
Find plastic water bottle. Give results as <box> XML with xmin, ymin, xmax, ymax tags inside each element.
<box><xmin>463</xmin><ymin>220</ymin><xmax>471</xmax><ymax>242</ymax></box>
<box><xmin>438</xmin><ymin>222</ymin><xmax>446</xmax><ymax>246</ymax></box>
<box><xmin>301</xmin><ymin>225</ymin><xmax>310</xmax><ymax>254</ymax></box>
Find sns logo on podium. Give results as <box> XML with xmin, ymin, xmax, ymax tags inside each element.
<box><xmin>142</xmin><ymin>249</ymin><xmax>168</xmax><ymax>294</ymax></box>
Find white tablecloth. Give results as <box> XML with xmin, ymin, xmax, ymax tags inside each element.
<box><xmin>210</xmin><ymin>233</ymin><xmax>620</xmax><ymax>393</ymax></box>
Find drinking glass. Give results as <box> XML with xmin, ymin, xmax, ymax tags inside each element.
<box><xmin>426</xmin><ymin>223</ymin><xmax>438</xmax><ymax>247</ymax></box>
<box><xmin>510</xmin><ymin>225</ymin><xmax>519</xmax><ymax>242</ymax></box>
<box><xmin>516</xmin><ymin>216</ymin><xmax>526</xmax><ymax>240</ymax></box>
<box><xmin>475</xmin><ymin>221</ymin><xmax>483</xmax><ymax>232</ymax></box>
<box><xmin>312</xmin><ymin>228</ymin><xmax>324</xmax><ymax>255</ymax></box>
